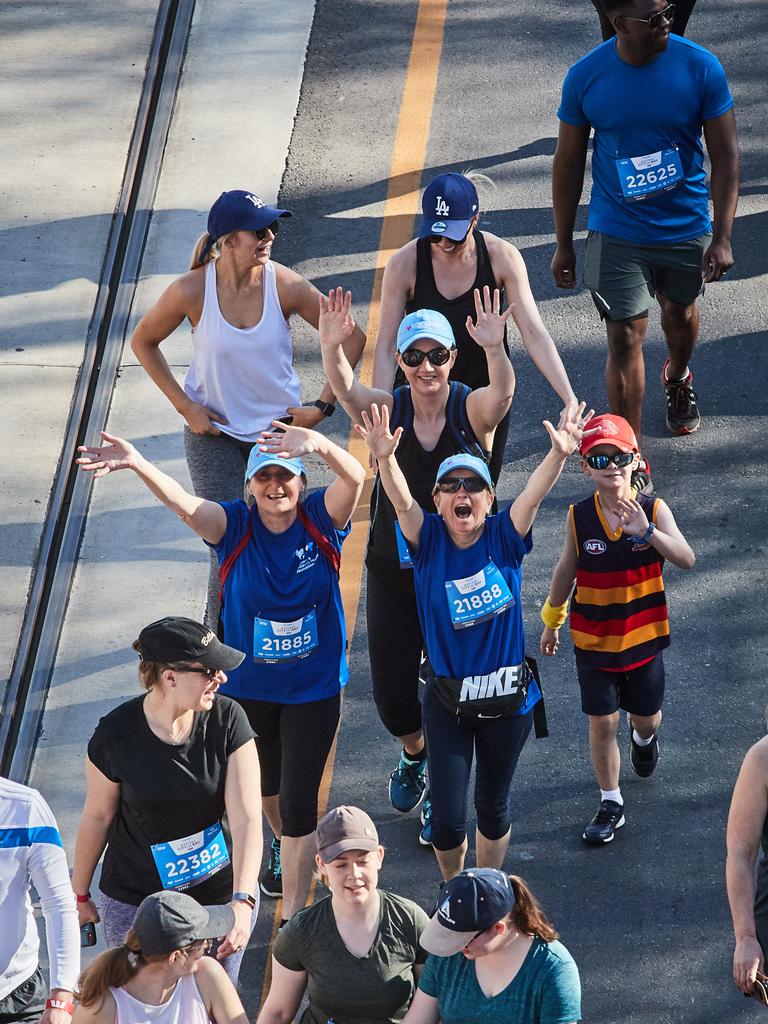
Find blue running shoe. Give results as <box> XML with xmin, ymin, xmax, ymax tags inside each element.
<box><xmin>388</xmin><ymin>750</ymin><xmax>428</xmax><ymax>812</ymax></box>
<box><xmin>419</xmin><ymin>792</ymin><xmax>433</xmax><ymax>847</ymax></box>
<box><xmin>259</xmin><ymin>837</ymin><xmax>282</xmax><ymax>897</ymax></box>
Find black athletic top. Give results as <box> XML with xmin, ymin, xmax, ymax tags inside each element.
<box><xmin>405</xmin><ymin>230</ymin><xmax>509</xmax><ymax>390</ymax></box>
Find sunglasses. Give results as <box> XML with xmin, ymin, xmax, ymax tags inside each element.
<box><xmin>436</xmin><ymin>476</ymin><xmax>488</xmax><ymax>494</ymax></box>
<box><xmin>400</xmin><ymin>346</ymin><xmax>452</xmax><ymax>368</ymax></box>
<box><xmin>585</xmin><ymin>452</ymin><xmax>635</xmax><ymax>470</ymax></box>
<box><xmin>624</xmin><ymin>3</ymin><xmax>675</xmax><ymax>30</ymax></box>
<box><xmin>429</xmin><ymin>223</ymin><xmax>473</xmax><ymax>246</ymax></box>
<box><xmin>254</xmin><ymin>220</ymin><xmax>280</xmax><ymax>241</ymax></box>
<box><xmin>170</xmin><ymin>664</ymin><xmax>221</xmax><ymax>682</ymax></box>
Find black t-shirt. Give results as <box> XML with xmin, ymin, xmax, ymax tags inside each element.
<box><xmin>88</xmin><ymin>694</ymin><xmax>255</xmax><ymax>905</ymax></box>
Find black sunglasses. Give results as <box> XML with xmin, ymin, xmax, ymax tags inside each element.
<box><xmin>624</xmin><ymin>3</ymin><xmax>675</xmax><ymax>30</ymax></box>
<box><xmin>254</xmin><ymin>220</ymin><xmax>280</xmax><ymax>241</ymax></box>
<box><xmin>429</xmin><ymin>223</ymin><xmax>473</xmax><ymax>246</ymax></box>
<box><xmin>436</xmin><ymin>476</ymin><xmax>488</xmax><ymax>494</ymax></box>
<box><xmin>585</xmin><ymin>452</ymin><xmax>635</xmax><ymax>470</ymax></box>
<box><xmin>400</xmin><ymin>346</ymin><xmax>452</xmax><ymax>368</ymax></box>
<box><xmin>169</xmin><ymin>664</ymin><xmax>221</xmax><ymax>681</ymax></box>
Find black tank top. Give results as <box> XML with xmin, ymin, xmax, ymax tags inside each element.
<box><xmin>406</xmin><ymin>230</ymin><xmax>509</xmax><ymax>390</ymax></box>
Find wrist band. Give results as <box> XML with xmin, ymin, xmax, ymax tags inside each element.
<box><xmin>75</xmin><ymin>891</ymin><xmax>91</xmax><ymax>903</ymax></box>
<box><xmin>232</xmin><ymin>891</ymin><xmax>257</xmax><ymax>909</ymax></box>
<box><xmin>46</xmin><ymin>999</ymin><xmax>75</xmax><ymax>1015</ymax></box>
<box><xmin>631</xmin><ymin>522</ymin><xmax>656</xmax><ymax>545</ymax></box>
<box><xmin>541</xmin><ymin>596</ymin><xmax>568</xmax><ymax>630</ymax></box>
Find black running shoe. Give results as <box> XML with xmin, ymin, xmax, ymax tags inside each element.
<box><xmin>259</xmin><ymin>837</ymin><xmax>282</xmax><ymax>898</ymax></box>
<box><xmin>582</xmin><ymin>800</ymin><xmax>626</xmax><ymax>845</ymax></box>
<box><xmin>662</xmin><ymin>358</ymin><xmax>701</xmax><ymax>435</ymax></box>
<box><xmin>629</xmin><ymin>724</ymin><xmax>660</xmax><ymax>778</ymax></box>
<box><xmin>631</xmin><ymin>457</ymin><xmax>654</xmax><ymax>496</ymax></box>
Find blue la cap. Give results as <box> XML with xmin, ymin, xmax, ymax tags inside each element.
<box><xmin>419</xmin><ymin>173</ymin><xmax>479</xmax><ymax>242</ymax></box>
<box><xmin>396</xmin><ymin>309</ymin><xmax>456</xmax><ymax>353</ymax></box>
<box><xmin>245</xmin><ymin>449</ymin><xmax>306</xmax><ymax>483</ymax></box>
<box><xmin>435</xmin><ymin>453</ymin><xmax>493</xmax><ymax>490</ymax></box>
<box><xmin>199</xmin><ymin>190</ymin><xmax>292</xmax><ymax>263</ymax></box>
<box><xmin>420</xmin><ymin>869</ymin><xmax>515</xmax><ymax>956</ymax></box>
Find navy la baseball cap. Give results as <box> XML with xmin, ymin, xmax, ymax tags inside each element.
<box><xmin>199</xmin><ymin>190</ymin><xmax>292</xmax><ymax>262</ymax></box>
<box><xmin>245</xmin><ymin>449</ymin><xmax>306</xmax><ymax>483</ymax></box>
<box><xmin>435</xmin><ymin>453</ymin><xmax>493</xmax><ymax>491</ymax></box>
<box><xmin>396</xmin><ymin>309</ymin><xmax>456</xmax><ymax>353</ymax></box>
<box><xmin>420</xmin><ymin>868</ymin><xmax>515</xmax><ymax>956</ymax></box>
<box><xmin>419</xmin><ymin>173</ymin><xmax>479</xmax><ymax>242</ymax></box>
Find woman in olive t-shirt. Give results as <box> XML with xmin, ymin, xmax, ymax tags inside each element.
<box><xmin>258</xmin><ymin>806</ymin><xmax>429</xmax><ymax>1024</ymax></box>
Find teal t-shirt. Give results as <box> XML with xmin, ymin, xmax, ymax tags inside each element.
<box><xmin>419</xmin><ymin>937</ymin><xmax>581</xmax><ymax>1024</ymax></box>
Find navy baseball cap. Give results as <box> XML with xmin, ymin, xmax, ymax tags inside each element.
<box><xmin>420</xmin><ymin>869</ymin><xmax>515</xmax><ymax>956</ymax></box>
<box><xmin>419</xmin><ymin>173</ymin><xmax>479</xmax><ymax>242</ymax></box>
<box><xmin>199</xmin><ymin>190</ymin><xmax>292</xmax><ymax>262</ymax></box>
<box><xmin>435</xmin><ymin>453</ymin><xmax>493</xmax><ymax>491</ymax></box>
<box><xmin>396</xmin><ymin>309</ymin><xmax>456</xmax><ymax>353</ymax></box>
<box><xmin>245</xmin><ymin>449</ymin><xmax>306</xmax><ymax>483</ymax></box>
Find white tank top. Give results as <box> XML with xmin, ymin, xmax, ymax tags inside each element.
<box><xmin>110</xmin><ymin>974</ymin><xmax>210</xmax><ymax>1024</ymax></box>
<box><xmin>184</xmin><ymin>259</ymin><xmax>301</xmax><ymax>442</ymax></box>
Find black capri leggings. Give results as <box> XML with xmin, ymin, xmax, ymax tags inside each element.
<box><xmin>236</xmin><ymin>693</ymin><xmax>340</xmax><ymax>837</ymax></box>
<box><xmin>367</xmin><ymin>568</ymin><xmax>424</xmax><ymax>739</ymax></box>
<box><xmin>421</xmin><ymin>683</ymin><xmax>533</xmax><ymax>851</ymax></box>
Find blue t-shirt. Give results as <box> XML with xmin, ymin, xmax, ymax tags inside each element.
<box><xmin>211</xmin><ymin>489</ymin><xmax>350</xmax><ymax>703</ymax></box>
<box><xmin>410</xmin><ymin>511</ymin><xmax>539</xmax><ymax>714</ymax></box>
<box><xmin>419</xmin><ymin>938</ymin><xmax>581</xmax><ymax>1024</ymax></box>
<box><xmin>558</xmin><ymin>35</ymin><xmax>733</xmax><ymax>244</ymax></box>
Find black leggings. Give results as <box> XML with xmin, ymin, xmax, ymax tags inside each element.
<box><xmin>367</xmin><ymin>568</ymin><xmax>424</xmax><ymax>739</ymax></box>
<box><xmin>422</xmin><ymin>683</ymin><xmax>533</xmax><ymax>851</ymax></box>
<box><xmin>236</xmin><ymin>693</ymin><xmax>340</xmax><ymax>837</ymax></box>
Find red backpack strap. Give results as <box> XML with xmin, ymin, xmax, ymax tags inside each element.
<box><xmin>296</xmin><ymin>502</ymin><xmax>341</xmax><ymax>578</ymax></box>
<box><xmin>217</xmin><ymin>512</ymin><xmax>253</xmax><ymax>602</ymax></box>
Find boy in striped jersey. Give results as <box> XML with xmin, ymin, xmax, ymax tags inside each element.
<box><xmin>539</xmin><ymin>414</ymin><xmax>694</xmax><ymax>845</ymax></box>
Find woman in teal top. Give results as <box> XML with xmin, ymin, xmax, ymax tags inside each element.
<box><xmin>403</xmin><ymin>868</ymin><xmax>581</xmax><ymax>1024</ymax></box>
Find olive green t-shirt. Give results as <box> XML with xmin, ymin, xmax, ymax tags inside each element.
<box><xmin>273</xmin><ymin>891</ymin><xmax>429</xmax><ymax>1024</ymax></box>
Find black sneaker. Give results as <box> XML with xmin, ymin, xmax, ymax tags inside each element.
<box><xmin>631</xmin><ymin>457</ymin><xmax>654</xmax><ymax>496</ymax></box>
<box><xmin>662</xmin><ymin>358</ymin><xmax>701</xmax><ymax>435</ymax></box>
<box><xmin>259</xmin><ymin>837</ymin><xmax>282</xmax><ymax>898</ymax></box>
<box><xmin>629</xmin><ymin>722</ymin><xmax>660</xmax><ymax>778</ymax></box>
<box><xmin>582</xmin><ymin>800</ymin><xmax>625</xmax><ymax>845</ymax></box>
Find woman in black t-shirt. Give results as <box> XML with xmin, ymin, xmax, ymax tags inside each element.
<box><xmin>71</xmin><ymin>617</ymin><xmax>261</xmax><ymax>984</ymax></box>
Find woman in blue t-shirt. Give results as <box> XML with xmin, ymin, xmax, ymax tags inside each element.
<box><xmin>358</xmin><ymin>400</ymin><xmax>592</xmax><ymax>880</ymax></box>
<box><xmin>77</xmin><ymin>423</ymin><xmax>365</xmax><ymax>924</ymax></box>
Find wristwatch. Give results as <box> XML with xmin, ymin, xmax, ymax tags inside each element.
<box><xmin>310</xmin><ymin>400</ymin><xmax>335</xmax><ymax>418</ymax></box>
<box><xmin>232</xmin><ymin>891</ymin><xmax>257</xmax><ymax>909</ymax></box>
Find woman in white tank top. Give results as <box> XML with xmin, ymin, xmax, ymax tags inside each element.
<box><xmin>73</xmin><ymin>892</ymin><xmax>247</xmax><ymax>1024</ymax></box>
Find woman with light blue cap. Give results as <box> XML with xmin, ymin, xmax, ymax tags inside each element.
<box><xmin>77</xmin><ymin>422</ymin><xmax>365</xmax><ymax>926</ymax></box>
<box><xmin>358</xmin><ymin>399</ymin><xmax>593</xmax><ymax>881</ymax></box>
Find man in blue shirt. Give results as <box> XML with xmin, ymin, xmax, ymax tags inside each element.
<box><xmin>552</xmin><ymin>0</ymin><xmax>738</xmax><ymax>490</ymax></box>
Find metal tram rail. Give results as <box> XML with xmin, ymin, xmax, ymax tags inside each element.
<box><xmin>0</xmin><ymin>0</ymin><xmax>197</xmax><ymax>781</ymax></box>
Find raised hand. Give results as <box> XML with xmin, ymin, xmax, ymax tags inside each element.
<box><xmin>615</xmin><ymin>497</ymin><xmax>650</xmax><ymax>538</ymax></box>
<box><xmin>76</xmin><ymin>432</ymin><xmax>139</xmax><ymax>477</ymax></box>
<box><xmin>354</xmin><ymin>403</ymin><xmax>403</xmax><ymax>460</ymax></box>
<box><xmin>542</xmin><ymin>400</ymin><xmax>596</xmax><ymax>458</ymax></box>
<box><xmin>258</xmin><ymin>421</ymin><xmax>322</xmax><ymax>459</ymax></box>
<box><xmin>319</xmin><ymin>287</ymin><xmax>357</xmax><ymax>348</ymax></box>
<box><xmin>465</xmin><ymin>285</ymin><xmax>515</xmax><ymax>350</ymax></box>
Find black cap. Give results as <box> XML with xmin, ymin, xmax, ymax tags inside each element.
<box><xmin>133</xmin><ymin>891</ymin><xmax>235</xmax><ymax>956</ymax></box>
<box><xmin>133</xmin><ymin>617</ymin><xmax>244</xmax><ymax>671</ymax></box>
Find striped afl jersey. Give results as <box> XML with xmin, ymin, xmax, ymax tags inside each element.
<box><xmin>569</xmin><ymin>491</ymin><xmax>669</xmax><ymax>669</ymax></box>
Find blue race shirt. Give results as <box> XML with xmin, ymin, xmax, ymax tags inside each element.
<box><xmin>211</xmin><ymin>489</ymin><xmax>350</xmax><ymax>703</ymax></box>
<box><xmin>558</xmin><ymin>35</ymin><xmax>733</xmax><ymax>244</ymax></box>
<box><xmin>411</xmin><ymin>511</ymin><xmax>540</xmax><ymax>714</ymax></box>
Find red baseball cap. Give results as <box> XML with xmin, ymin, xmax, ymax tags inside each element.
<box><xmin>579</xmin><ymin>414</ymin><xmax>638</xmax><ymax>456</ymax></box>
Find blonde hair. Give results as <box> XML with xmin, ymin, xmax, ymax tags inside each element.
<box><xmin>189</xmin><ymin>230</ymin><xmax>237</xmax><ymax>269</ymax></box>
<box><xmin>462</xmin><ymin>170</ymin><xmax>496</xmax><ymax>209</ymax></box>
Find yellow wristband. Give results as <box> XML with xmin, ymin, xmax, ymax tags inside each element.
<box><xmin>541</xmin><ymin>597</ymin><xmax>568</xmax><ymax>630</ymax></box>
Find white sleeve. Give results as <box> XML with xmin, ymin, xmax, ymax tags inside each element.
<box><xmin>26</xmin><ymin>793</ymin><xmax>80</xmax><ymax>993</ymax></box>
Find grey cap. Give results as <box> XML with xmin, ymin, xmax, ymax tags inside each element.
<box><xmin>132</xmin><ymin>891</ymin><xmax>235</xmax><ymax>956</ymax></box>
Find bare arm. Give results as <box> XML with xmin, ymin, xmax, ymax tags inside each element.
<box><xmin>371</xmin><ymin>244</ymin><xmax>417</xmax><ymax>390</ymax></box>
<box><xmin>194</xmin><ymin>957</ymin><xmax>250</xmax><ymax>1024</ymax></box>
<box><xmin>77</xmin><ymin>432</ymin><xmax>227</xmax><ymax>544</ymax></box>
<box><xmin>72</xmin><ymin>758</ymin><xmax>121</xmax><ymax>928</ymax></box>
<box><xmin>401</xmin><ymin>988</ymin><xmax>440</xmax><ymax>1024</ymax></box>
<box><xmin>218</xmin><ymin>740</ymin><xmax>263</xmax><ymax>959</ymax></box>
<box><xmin>256</xmin><ymin>959</ymin><xmax>308</xmax><ymax>1024</ymax></box>
<box><xmin>463</xmin><ymin>286</ymin><xmax>516</xmax><ymax>443</ymax></box>
<box><xmin>72</xmin><ymin>993</ymin><xmax>117</xmax><ymax>1024</ymax></box>
<box><xmin>551</xmin><ymin>122</ymin><xmax>590</xmax><ymax>290</ymax></box>
<box><xmin>355</xmin><ymin>404</ymin><xmax>424</xmax><ymax>549</ymax></box>
<box><xmin>319</xmin><ymin>288</ymin><xmax>393</xmax><ymax>424</ymax></box>
<box><xmin>615</xmin><ymin>498</ymin><xmax>695</xmax><ymax>570</ymax></box>
<box><xmin>540</xmin><ymin>524</ymin><xmax>578</xmax><ymax>657</ymax></box>
<box><xmin>727</xmin><ymin>740</ymin><xmax>768</xmax><ymax>993</ymax></box>
<box><xmin>702</xmin><ymin>108</ymin><xmax>739</xmax><ymax>282</ymax></box>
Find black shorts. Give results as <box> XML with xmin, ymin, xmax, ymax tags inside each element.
<box><xmin>576</xmin><ymin>652</ymin><xmax>665</xmax><ymax>717</ymax></box>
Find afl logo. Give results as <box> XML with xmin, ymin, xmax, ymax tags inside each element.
<box><xmin>583</xmin><ymin>539</ymin><xmax>607</xmax><ymax>555</ymax></box>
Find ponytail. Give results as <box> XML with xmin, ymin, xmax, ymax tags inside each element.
<box><xmin>189</xmin><ymin>229</ymin><xmax>238</xmax><ymax>270</ymax></box>
<box><xmin>507</xmin><ymin>875</ymin><xmax>558</xmax><ymax>942</ymax></box>
<box><xmin>76</xmin><ymin>928</ymin><xmax>164</xmax><ymax>1009</ymax></box>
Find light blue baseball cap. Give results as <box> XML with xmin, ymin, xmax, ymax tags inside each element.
<box><xmin>245</xmin><ymin>449</ymin><xmax>306</xmax><ymax>482</ymax></box>
<box><xmin>396</xmin><ymin>309</ymin><xmax>456</xmax><ymax>353</ymax></box>
<box><xmin>435</xmin><ymin>453</ymin><xmax>493</xmax><ymax>490</ymax></box>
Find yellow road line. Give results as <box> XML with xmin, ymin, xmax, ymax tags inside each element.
<box><xmin>257</xmin><ymin>0</ymin><xmax>448</xmax><ymax>1006</ymax></box>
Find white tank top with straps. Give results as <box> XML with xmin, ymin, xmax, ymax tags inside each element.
<box><xmin>184</xmin><ymin>258</ymin><xmax>301</xmax><ymax>442</ymax></box>
<box><xmin>110</xmin><ymin>973</ymin><xmax>210</xmax><ymax>1024</ymax></box>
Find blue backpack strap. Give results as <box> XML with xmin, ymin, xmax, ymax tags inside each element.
<box><xmin>446</xmin><ymin>381</ymin><xmax>490</xmax><ymax>463</ymax></box>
